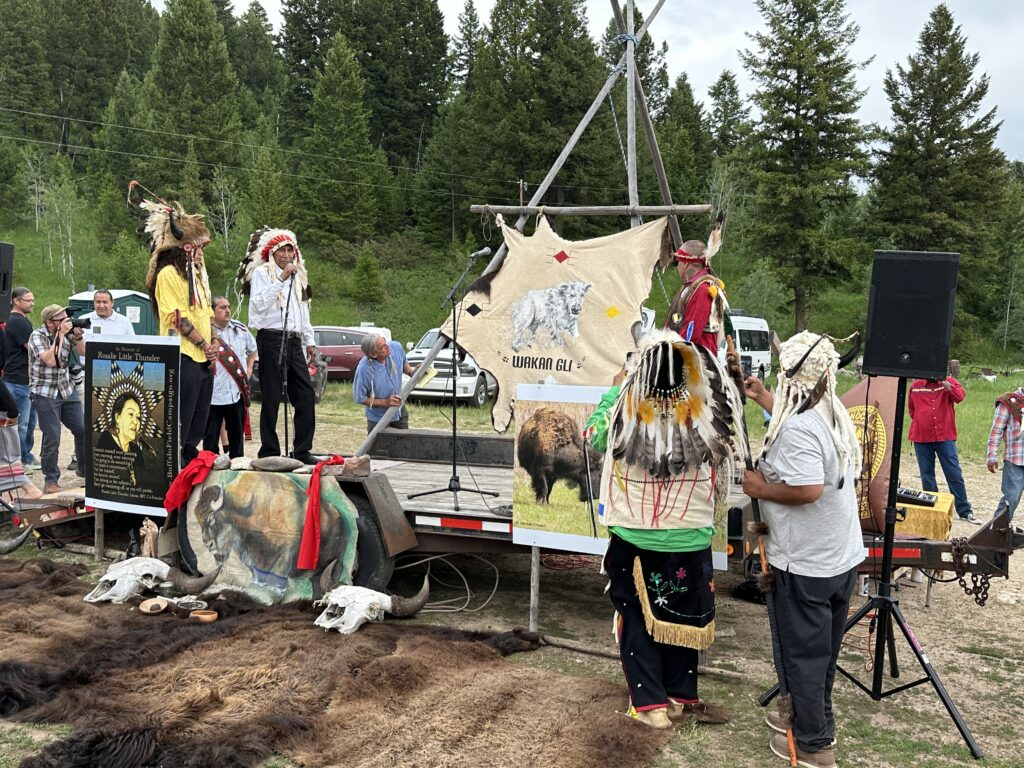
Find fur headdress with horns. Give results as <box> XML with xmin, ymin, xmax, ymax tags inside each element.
<box><xmin>236</xmin><ymin>227</ymin><xmax>311</xmax><ymax>302</ymax></box>
<box><xmin>675</xmin><ymin>212</ymin><xmax>725</xmax><ymax>264</ymax></box>
<box><xmin>128</xmin><ymin>181</ymin><xmax>212</xmax><ymax>309</ymax></box>
<box><xmin>608</xmin><ymin>329</ymin><xmax>746</xmax><ymax>504</ymax></box>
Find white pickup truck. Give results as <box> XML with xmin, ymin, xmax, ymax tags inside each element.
<box><xmin>404</xmin><ymin>328</ymin><xmax>498</xmax><ymax>407</ymax></box>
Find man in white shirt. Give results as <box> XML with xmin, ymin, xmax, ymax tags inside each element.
<box><xmin>203</xmin><ymin>296</ymin><xmax>257</xmax><ymax>458</ymax></box>
<box><xmin>244</xmin><ymin>228</ymin><xmax>317</xmax><ymax>463</ymax></box>
<box><xmin>742</xmin><ymin>332</ymin><xmax>865</xmax><ymax>768</ymax></box>
<box><xmin>82</xmin><ymin>289</ymin><xmax>136</xmax><ymax>338</ymax></box>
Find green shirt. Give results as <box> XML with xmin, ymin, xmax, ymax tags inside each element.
<box><xmin>611</xmin><ymin>525</ymin><xmax>713</xmax><ymax>552</ymax></box>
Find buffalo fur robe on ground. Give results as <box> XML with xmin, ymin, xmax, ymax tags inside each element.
<box><xmin>0</xmin><ymin>558</ymin><xmax>673</xmax><ymax>768</ymax></box>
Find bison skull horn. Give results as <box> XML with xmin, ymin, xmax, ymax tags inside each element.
<box><xmin>84</xmin><ymin>556</ymin><xmax>172</xmax><ymax>603</ymax></box>
<box><xmin>0</xmin><ymin>525</ymin><xmax>34</xmax><ymax>555</ymax></box>
<box><xmin>166</xmin><ymin>564</ymin><xmax>222</xmax><ymax>596</ymax></box>
<box><xmin>388</xmin><ymin>574</ymin><xmax>430</xmax><ymax>617</ymax></box>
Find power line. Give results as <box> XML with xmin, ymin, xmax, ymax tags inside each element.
<box><xmin>0</xmin><ymin>105</ymin><xmax>664</xmax><ymax>198</ymax></box>
<box><xmin>0</xmin><ymin>133</ymin><xmax>525</xmax><ymax>205</ymax></box>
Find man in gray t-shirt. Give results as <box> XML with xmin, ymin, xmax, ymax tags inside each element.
<box><xmin>742</xmin><ymin>331</ymin><xmax>864</xmax><ymax>768</ymax></box>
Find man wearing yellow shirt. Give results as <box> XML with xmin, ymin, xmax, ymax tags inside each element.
<box><xmin>134</xmin><ymin>185</ymin><xmax>218</xmax><ymax>465</ymax></box>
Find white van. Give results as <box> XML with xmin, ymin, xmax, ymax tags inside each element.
<box><xmin>719</xmin><ymin>311</ymin><xmax>772</xmax><ymax>379</ymax></box>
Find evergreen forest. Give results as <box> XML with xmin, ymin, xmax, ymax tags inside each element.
<box><xmin>1</xmin><ymin>0</ymin><xmax>1022</xmax><ymax>360</ymax></box>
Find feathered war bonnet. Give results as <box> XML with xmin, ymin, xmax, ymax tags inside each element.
<box><xmin>764</xmin><ymin>330</ymin><xmax>862</xmax><ymax>480</ymax></box>
<box><xmin>128</xmin><ymin>180</ymin><xmax>212</xmax><ymax>307</ymax></box>
<box><xmin>236</xmin><ymin>227</ymin><xmax>311</xmax><ymax>302</ymax></box>
<box><xmin>609</xmin><ymin>329</ymin><xmax>745</xmax><ymax>482</ymax></box>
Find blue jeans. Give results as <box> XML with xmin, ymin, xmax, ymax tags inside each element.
<box><xmin>994</xmin><ymin>461</ymin><xmax>1024</xmax><ymax>523</ymax></box>
<box><xmin>913</xmin><ymin>440</ymin><xmax>972</xmax><ymax>518</ymax></box>
<box><xmin>5</xmin><ymin>381</ymin><xmax>37</xmax><ymax>463</ymax></box>
<box><xmin>32</xmin><ymin>392</ymin><xmax>85</xmax><ymax>486</ymax></box>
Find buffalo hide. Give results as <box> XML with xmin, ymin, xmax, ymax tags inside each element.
<box><xmin>180</xmin><ymin>469</ymin><xmax>359</xmax><ymax>603</ymax></box>
<box><xmin>1</xmin><ymin>558</ymin><xmax>672</xmax><ymax>768</ymax></box>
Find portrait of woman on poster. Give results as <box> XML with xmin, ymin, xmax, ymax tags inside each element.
<box><xmin>96</xmin><ymin>392</ymin><xmax>159</xmax><ymax>486</ymax></box>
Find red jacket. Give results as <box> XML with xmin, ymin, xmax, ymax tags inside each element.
<box><xmin>908</xmin><ymin>377</ymin><xmax>965</xmax><ymax>443</ymax></box>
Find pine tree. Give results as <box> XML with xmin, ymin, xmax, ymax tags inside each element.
<box><xmin>0</xmin><ymin>140</ymin><xmax>27</xmax><ymax>224</ymax></box>
<box><xmin>659</xmin><ymin>74</ymin><xmax>714</xmax><ymax>211</ymax></box>
<box><xmin>741</xmin><ymin>0</ymin><xmax>869</xmax><ymax>330</ymax></box>
<box><xmin>43</xmin><ymin>0</ymin><xmax>159</xmax><ymax>152</ymax></box>
<box><xmin>0</xmin><ymin>0</ymin><xmax>55</xmax><ymax>142</ymax></box>
<box><xmin>870</xmin><ymin>3</ymin><xmax>1004</xmax><ymax>331</ymax></box>
<box><xmin>450</xmin><ymin>0</ymin><xmax>482</xmax><ymax>97</ymax></box>
<box><xmin>707</xmin><ymin>70</ymin><xmax>750</xmax><ymax>160</ymax></box>
<box><xmin>243</xmin><ymin>120</ymin><xmax>293</xmax><ymax>227</ymax></box>
<box><xmin>352</xmin><ymin>245</ymin><xmax>385</xmax><ymax>305</ymax></box>
<box><xmin>296</xmin><ymin>34</ymin><xmax>386</xmax><ymax>246</ymax></box>
<box><xmin>279</xmin><ymin>0</ymin><xmax>333</xmax><ymax>145</ymax></box>
<box><xmin>340</xmin><ymin>0</ymin><xmax>449</xmax><ymax>166</ymax></box>
<box><xmin>234</xmin><ymin>2</ymin><xmax>287</xmax><ymax>117</ymax></box>
<box><xmin>142</xmin><ymin>0</ymin><xmax>243</xmax><ymax>201</ymax></box>
<box><xmin>412</xmin><ymin>93</ymin><xmax>479</xmax><ymax>244</ymax></box>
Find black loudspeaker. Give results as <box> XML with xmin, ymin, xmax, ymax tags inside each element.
<box><xmin>862</xmin><ymin>250</ymin><xmax>959</xmax><ymax>380</ymax></box>
<box><xmin>0</xmin><ymin>242</ymin><xmax>12</xmax><ymax>324</ymax></box>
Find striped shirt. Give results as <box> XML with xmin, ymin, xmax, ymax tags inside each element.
<box><xmin>987</xmin><ymin>395</ymin><xmax>1024</xmax><ymax>466</ymax></box>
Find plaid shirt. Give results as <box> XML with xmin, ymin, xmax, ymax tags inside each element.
<box><xmin>28</xmin><ymin>327</ymin><xmax>76</xmax><ymax>399</ymax></box>
<box><xmin>987</xmin><ymin>393</ymin><xmax>1024</xmax><ymax>466</ymax></box>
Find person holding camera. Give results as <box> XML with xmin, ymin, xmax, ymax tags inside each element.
<box><xmin>28</xmin><ymin>305</ymin><xmax>86</xmax><ymax>494</ymax></box>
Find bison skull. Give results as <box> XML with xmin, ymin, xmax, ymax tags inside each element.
<box><xmin>313</xmin><ymin>576</ymin><xmax>430</xmax><ymax>635</ymax></box>
<box><xmin>84</xmin><ymin>557</ymin><xmax>221</xmax><ymax>604</ymax></box>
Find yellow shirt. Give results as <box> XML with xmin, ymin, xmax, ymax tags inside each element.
<box><xmin>154</xmin><ymin>265</ymin><xmax>213</xmax><ymax>364</ymax></box>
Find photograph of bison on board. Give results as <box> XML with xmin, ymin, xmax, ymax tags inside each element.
<box><xmin>513</xmin><ymin>384</ymin><xmax>607</xmax><ymax>554</ymax></box>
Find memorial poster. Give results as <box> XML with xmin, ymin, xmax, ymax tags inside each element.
<box><xmin>85</xmin><ymin>335</ymin><xmax>179</xmax><ymax>516</ymax></box>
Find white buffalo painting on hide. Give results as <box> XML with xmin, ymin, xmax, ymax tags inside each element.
<box><xmin>443</xmin><ymin>216</ymin><xmax>673</xmax><ymax>431</ymax></box>
<box><xmin>510</xmin><ymin>281</ymin><xmax>592</xmax><ymax>352</ymax></box>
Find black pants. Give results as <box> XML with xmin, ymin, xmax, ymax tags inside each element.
<box><xmin>606</xmin><ymin>534</ymin><xmax>701</xmax><ymax>710</ymax></box>
<box><xmin>179</xmin><ymin>356</ymin><xmax>213</xmax><ymax>465</ymax></box>
<box><xmin>256</xmin><ymin>330</ymin><xmax>315</xmax><ymax>458</ymax></box>
<box><xmin>203</xmin><ymin>400</ymin><xmax>245</xmax><ymax>458</ymax></box>
<box><xmin>772</xmin><ymin>566</ymin><xmax>858</xmax><ymax>753</ymax></box>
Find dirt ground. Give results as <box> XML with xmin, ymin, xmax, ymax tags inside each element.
<box><xmin>385</xmin><ymin>457</ymin><xmax>1024</xmax><ymax>768</ymax></box>
<box><xmin>7</xmin><ymin>421</ymin><xmax>1023</xmax><ymax>767</ymax></box>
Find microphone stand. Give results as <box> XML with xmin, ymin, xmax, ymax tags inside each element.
<box><xmin>277</xmin><ymin>271</ymin><xmax>296</xmax><ymax>457</ymax></box>
<box><xmin>408</xmin><ymin>248</ymin><xmax>499</xmax><ymax>511</ymax></box>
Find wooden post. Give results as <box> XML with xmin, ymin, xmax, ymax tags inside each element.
<box><xmin>529</xmin><ymin>545</ymin><xmax>541</xmax><ymax>632</ymax></box>
<box><xmin>625</xmin><ymin>0</ymin><xmax>641</xmax><ymax>228</ymax></box>
<box><xmin>612</xmin><ymin>0</ymin><xmax>682</xmax><ymax>248</ymax></box>
<box><xmin>94</xmin><ymin>508</ymin><xmax>104</xmax><ymax>563</ymax></box>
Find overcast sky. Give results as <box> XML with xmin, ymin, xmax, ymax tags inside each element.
<box><xmin>200</xmin><ymin>1</ymin><xmax>1024</xmax><ymax>160</ymax></box>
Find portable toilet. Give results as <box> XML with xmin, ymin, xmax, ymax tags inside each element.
<box><xmin>67</xmin><ymin>289</ymin><xmax>156</xmax><ymax>335</ymax></box>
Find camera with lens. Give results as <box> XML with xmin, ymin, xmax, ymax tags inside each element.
<box><xmin>63</xmin><ymin>307</ymin><xmax>91</xmax><ymax>330</ymax></box>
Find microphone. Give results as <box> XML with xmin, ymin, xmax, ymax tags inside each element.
<box><xmin>468</xmin><ymin>246</ymin><xmax>492</xmax><ymax>262</ymax></box>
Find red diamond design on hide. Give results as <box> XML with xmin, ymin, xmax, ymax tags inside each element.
<box><xmin>553</xmin><ymin>250</ymin><xmax>569</xmax><ymax>263</ymax></box>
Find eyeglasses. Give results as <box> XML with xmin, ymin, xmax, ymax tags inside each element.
<box><xmin>50</xmin><ymin>316</ymin><xmax>68</xmax><ymax>323</ymax></box>
<box><xmin>16</xmin><ymin>297</ymin><xmax>34</xmax><ymax>303</ymax></box>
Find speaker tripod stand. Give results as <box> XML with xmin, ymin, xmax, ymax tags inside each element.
<box><xmin>758</xmin><ymin>376</ymin><xmax>982</xmax><ymax>759</ymax></box>
<box><xmin>407</xmin><ymin>249</ymin><xmax>498</xmax><ymax>512</ymax></box>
